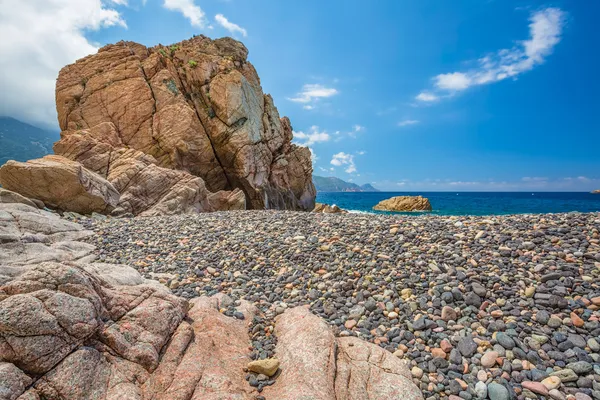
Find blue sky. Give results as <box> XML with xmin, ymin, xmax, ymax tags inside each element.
<box><xmin>1</xmin><ymin>0</ymin><xmax>599</xmax><ymax>191</ymax></box>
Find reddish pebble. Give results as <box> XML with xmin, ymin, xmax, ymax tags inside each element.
<box><xmin>431</xmin><ymin>348</ymin><xmax>446</xmax><ymax>359</ymax></box>
<box><xmin>522</xmin><ymin>381</ymin><xmax>549</xmax><ymax>396</ymax></box>
<box><xmin>344</xmin><ymin>320</ymin><xmax>357</xmax><ymax>329</ymax></box>
<box><xmin>571</xmin><ymin>312</ymin><xmax>585</xmax><ymax>327</ymax></box>
<box><xmin>440</xmin><ymin>339</ymin><xmax>453</xmax><ymax>353</ymax></box>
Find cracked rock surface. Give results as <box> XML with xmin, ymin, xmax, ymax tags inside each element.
<box><xmin>49</xmin><ymin>35</ymin><xmax>315</xmax><ymax>213</ymax></box>
<box><xmin>0</xmin><ymin>201</ymin><xmax>422</xmax><ymax>399</ymax></box>
<box><xmin>262</xmin><ymin>307</ymin><xmax>422</xmax><ymax>400</ymax></box>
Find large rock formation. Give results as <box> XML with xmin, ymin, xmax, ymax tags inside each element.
<box><xmin>0</xmin><ymin>196</ymin><xmax>422</xmax><ymax>400</ymax></box>
<box><xmin>52</xmin><ymin>36</ymin><xmax>315</xmax><ymax>212</ymax></box>
<box><xmin>592</xmin><ymin>190</ymin><xmax>600</xmax><ymax>194</ymax></box>
<box><xmin>373</xmin><ymin>196</ymin><xmax>432</xmax><ymax>212</ymax></box>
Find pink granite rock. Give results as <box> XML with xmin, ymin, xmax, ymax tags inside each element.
<box><xmin>262</xmin><ymin>306</ymin><xmax>423</xmax><ymax>400</ymax></box>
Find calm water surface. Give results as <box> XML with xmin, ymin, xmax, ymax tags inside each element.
<box><xmin>315</xmin><ymin>192</ymin><xmax>600</xmax><ymax>216</ymax></box>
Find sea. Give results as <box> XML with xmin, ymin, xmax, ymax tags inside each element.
<box><xmin>315</xmin><ymin>192</ymin><xmax>600</xmax><ymax>216</ymax></box>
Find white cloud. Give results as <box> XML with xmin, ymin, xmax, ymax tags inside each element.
<box><xmin>415</xmin><ymin>92</ymin><xmax>439</xmax><ymax>102</ymax></box>
<box><xmin>419</xmin><ymin>8</ymin><xmax>565</xmax><ymax>99</ymax></box>
<box><xmin>348</xmin><ymin>124</ymin><xmax>364</xmax><ymax>138</ymax></box>
<box><xmin>163</xmin><ymin>0</ymin><xmax>207</xmax><ymax>28</ymax></box>
<box><xmin>0</xmin><ymin>0</ymin><xmax>127</xmax><ymax>128</ymax></box>
<box><xmin>215</xmin><ymin>14</ymin><xmax>247</xmax><ymax>37</ymax></box>
<box><xmin>288</xmin><ymin>84</ymin><xmax>338</xmax><ymax>106</ymax></box>
<box><xmin>356</xmin><ymin>150</ymin><xmax>366</xmax><ymax>155</ymax></box>
<box><xmin>435</xmin><ymin>72</ymin><xmax>471</xmax><ymax>91</ymax></box>
<box><xmin>330</xmin><ymin>152</ymin><xmax>357</xmax><ymax>174</ymax></box>
<box><xmin>398</xmin><ymin>119</ymin><xmax>420</xmax><ymax>127</ymax></box>
<box><xmin>292</xmin><ymin>126</ymin><xmax>331</xmax><ymax>146</ymax></box>
<box><xmin>303</xmin><ymin>105</ymin><xmax>314</xmax><ymax>110</ymax></box>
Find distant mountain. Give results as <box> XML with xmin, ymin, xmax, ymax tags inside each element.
<box><xmin>0</xmin><ymin>117</ymin><xmax>59</xmax><ymax>166</ymax></box>
<box><xmin>313</xmin><ymin>175</ymin><xmax>379</xmax><ymax>192</ymax></box>
<box><xmin>359</xmin><ymin>183</ymin><xmax>379</xmax><ymax>192</ymax></box>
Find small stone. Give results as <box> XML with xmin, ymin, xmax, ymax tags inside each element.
<box><xmin>548</xmin><ymin>389</ymin><xmax>565</xmax><ymax>400</ymax></box>
<box><xmin>442</xmin><ymin>306</ymin><xmax>458</xmax><ymax>321</ymax></box>
<box><xmin>549</xmin><ymin>369</ymin><xmax>578</xmax><ymax>383</ymax></box>
<box><xmin>475</xmin><ymin>381</ymin><xmax>487</xmax><ymax>399</ymax></box>
<box><xmin>574</xmin><ymin>394</ymin><xmax>592</xmax><ymax>400</ymax></box>
<box><xmin>411</xmin><ymin>366</ymin><xmax>424</xmax><ymax>379</ymax></box>
<box><xmin>247</xmin><ymin>358</ymin><xmax>280</xmax><ymax>377</ymax></box>
<box><xmin>465</xmin><ymin>293</ymin><xmax>482</xmax><ymax>308</ymax></box>
<box><xmin>587</xmin><ymin>338</ymin><xmax>600</xmax><ymax>352</ymax></box>
<box><xmin>525</xmin><ymin>287</ymin><xmax>536</xmax><ymax>297</ymax></box>
<box><xmin>570</xmin><ymin>312</ymin><xmax>585</xmax><ymax>327</ymax></box>
<box><xmin>566</xmin><ymin>361</ymin><xmax>592</xmax><ymax>375</ymax></box>
<box><xmin>496</xmin><ymin>332</ymin><xmax>515</xmax><ymax>350</ymax></box>
<box><xmin>488</xmin><ymin>382</ymin><xmax>509</xmax><ymax>400</ymax></box>
<box><xmin>458</xmin><ymin>335</ymin><xmax>478</xmax><ymax>357</ymax></box>
<box><xmin>431</xmin><ymin>348</ymin><xmax>446</xmax><ymax>359</ymax></box>
<box><xmin>393</xmin><ymin>349</ymin><xmax>404</xmax><ymax>358</ymax></box>
<box><xmin>472</xmin><ymin>282</ymin><xmax>487</xmax><ymax>297</ymax></box>
<box><xmin>364</xmin><ymin>299</ymin><xmax>377</xmax><ymax>311</ymax></box>
<box><xmin>477</xmin><ymin>370</ymin><xmax>487</xmax><ymax>382</ymax></box>
<box><xmin>440</xmin><ymin>339</ymin><xmax>453</xmax><ymax>353</ymax></box>
<box><xmin>345</xmin><ymin>319</ymin><xmax>357</xmax><ymax>329</ymax></box>
<box><xmin>536</xmin><ymin>310</ymin><xmax>550</xmax><ymax>324</ymax></box>
<box><xmin>521</xmin><ymin>381</ymin><xmax>549</xmax><ymax>396</ymax></box>
<box><xmin>481</xmin><ymin>351</ymin><xmax>499</xmax><ymax>368</ymax></box>
<box><xmin>547</xmin><ymin>317</ymin><xmax>562</xmax><ymax>328</ymax></box>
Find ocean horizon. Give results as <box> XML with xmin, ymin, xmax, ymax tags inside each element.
<box><xmin>316</xmin><ymin>191</ymin><xmax>600</xmax><ymax>216</ymax></box>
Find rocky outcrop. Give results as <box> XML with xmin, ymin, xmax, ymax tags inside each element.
<box><xmin>0</xmin><ymin>199</ymin><xmax>422</xmax><ymax>400</ymax></box>
<box><xmin>312</xmin><ymin>202</ymin><xmax>348</xmax><ymax>214</ymax></box>
<box><xmin>0</xmin><ymin>155</ymin><xmax>119</xmax><ymax>215</ymax></box>
<box><xmin>53</xmin><ymin>36</ymin><xmax>315</xmax><ymax>212</ymax></box>
<box><xmin>0</xmin><ymin>188</ymin><xmax>43</xmax><ymax>209</ymax></box>
<box><xmin>592</xmin><ymin>190</ymin><xmax>600</xmax><ymax>194</ymax></box>
<box><xmin>262</xmin><ymin>307</ymin><xmax>423</xmax><ymax>400</ymax></box>
<box><xmin>373</xmin><ymin>195</ymin><xmax>432</xmax><ymax>212</ymax></box>
<box><xmin>0</xmin><ymin>154</ymin><xmax>246</xmax><ymax>217</ymax></box>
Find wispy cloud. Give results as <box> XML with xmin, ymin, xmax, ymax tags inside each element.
<box><xmin>398</xmin><ymin>119</ymin><xmax>420</xmax><ymax>127</ymax></box>
<box><xmin>330</xmin><ymin>152</ymin><xmax>356</xmax><ymax>174</ymax></box>
<box><xmin>348</xmin><ymin>124</ymin><xmax>364</xmax><ymax>138</ymax></box>
<box><xmin>163</xmin><ymin>0</ymin><xmax>207</xmax><ymax>28</ymax></box>
<box><xmin>292</xmin><ymin>126</ymin><xmax>331</xmax><ymax>146</ymax></box>
<box><xmin>288</xmin><ymin>84</ymin><xmax>339</xmax><ymax>108</ymax></box>
<box><xmin>214</xmin><ymin>14</ymin><xmax>247</xmax><ymax>37</ymax></box>
<box><xmin>415</xmin><ymin>92</ymin><xmax>439</xmax><ymax>102</ymax></box>
<box><xmin>416</xmin><ymin>7</ymin><xmax>566</xmax><ymax>102</ymax></box>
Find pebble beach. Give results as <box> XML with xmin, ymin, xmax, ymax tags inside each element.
<box><xmin>81</xmin><ymin>210</ymin><xmax>600</xmax><ymax>400</ymax></box>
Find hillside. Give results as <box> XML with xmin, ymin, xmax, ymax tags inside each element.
<box><xmin>0</xmin><ymin>117</ymin><xmax>59</xmax><ymax>166</ymax></box>
<box><xmin>313</xmin><ymin>175</ymin><xmax>379</xmax><ymax>192</ymax></box>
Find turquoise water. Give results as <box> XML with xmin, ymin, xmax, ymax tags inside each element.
<box><xmin>315</xmin><ymin>192</ymin><xmax>600</xmax><ymax>216</ymax></box>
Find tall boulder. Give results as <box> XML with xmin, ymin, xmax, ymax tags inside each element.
<box><xmin>54</xmin><ymin>36</ymin><xmax>316</xmax><ymax>211</ymax></box>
